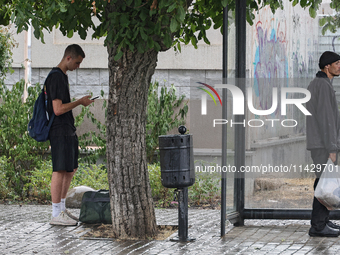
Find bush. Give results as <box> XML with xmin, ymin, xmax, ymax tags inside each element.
<box><xmin>148</xmin><ymin>163</ymin><xmax>173</xmax><ymax>207</ymax></box>
<box><xmin>0</xmin><ymin>27</ymin><xmax>16</xmax><ymax>81</ymax></box>
<box><xmin>0</xmin><ymin>156</ymin><xmax>10</xmax><ymax>198</ymax></box>
<box><xmin>1</xmin><ymin>152</ymin><xmax>221</xmax><ymax>206</ymax></box>
<box><xmin>22</xmin><ymin>160</ymin><xmax>109</xmax><ymax>202</ymax></box>
<box><xmin>189</xmin><ymin>175</ymin><xmax>220</xmax><ymax>205</ymax></box>
<box><xmin>146</xmin><ymin>81</ymin><xmax>188</xmax><ymax>162</ymax></box>
<box><xmin>24</xmin><ymin>160</ymin><xmax>52</xmax><ymax>201</ymax></box>
<box><xmin>0</xmin><ymin>81</ymin><xmax>107</xmax><ymax>200</ymax></box>
<box><xmin>147</xmin><ymin>163</ymin><xmax>221</xmax><ymax>207</ymax></box>
<box><xmin>0</xmin><ymin>79</ymin><xmax>192</xmax><ymax>203</ymax></box>
<box><xmin>0</xmin><ymin>82</ymin><xmax>50</xmax><ymax>199</ymax></box>
<box><xmin>71</xmin><ymin>163</ymin><xmax>109</xmax><ymax>190</ymax></box>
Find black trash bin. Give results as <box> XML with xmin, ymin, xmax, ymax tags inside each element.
<box><xmin>158</xmin><ymin>126</ymin><xmax>195</xmax><ymax>242</ymax></box>
<box><xmin>159</xmin><ymin>133</ymin><xmax>195</xmax><ymax>188</ymax></box>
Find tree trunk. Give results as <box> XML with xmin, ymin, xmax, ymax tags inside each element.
<box><xmin>106</xmin><ymin>45</ymin><xmax>158</xmax><ymax>239</ymax></box>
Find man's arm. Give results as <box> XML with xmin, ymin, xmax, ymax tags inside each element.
<box><xmin>315</xmin><ymin>82</ymin><xmax>338</xmax><ymax>153</ymax></box>
<box><xmin>52</xmin><ymin>95</ymin><xmax>93</xmax><ymax>116</ymax></box>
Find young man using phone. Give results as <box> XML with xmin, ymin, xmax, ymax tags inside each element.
<box><xmin>45</xmin><ymin>44</ymin><xmax>94</xmax><ymax>225</ymax></box>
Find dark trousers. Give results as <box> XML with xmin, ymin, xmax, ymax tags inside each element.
<box><xmin>310</xmin><ymin>148</ymin><xmax>337</xmax><ymax>231</ymax></box>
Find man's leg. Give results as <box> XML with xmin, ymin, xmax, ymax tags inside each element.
<box><xmin>310</xmin><ymin>148</ymin><xmax>330</xmax><ymax>231</ymax></box>
<box><xmin>311</xmin><ymin>178</ymin><xmax>329</xmax><ymax>231</ymax></box>
<box><xmin>60</xmin><ymin>169</ymin><xmax>77</xmax><ymax>212</ymax></box>
<box><xmin>309</xmin><ymin>148</ymin><xmax>340</xmax><ymax>236</ymax></box>
<box><xmin>49</xmin><ymin>135</ymin><xmax>79</xmax><ymax>225</ymax></box>
<box><xmin>51</xmin><ymin>171</ymin><xmax>66</xmax><ymax>204</ymax></box>
<box><xmin>61</xmin><ymin>168</ymin><xmax>80</xmax><ymax>221</ymax></box>
<box><xmin>51</xmin><ymin>170</ymin><xmax>75</xmax><ymax>217</ymax></box>
<box><xmin>61</xmin><ymin>169</ymin><xmax>77</xmax><ymax>199</ymax></box>
<box><xmin>50</xmin><ymin>171</ymin><xmax>65</xmax><ymax>218</ymax></box>
<box><xmin>50</xmin><ymin>170</ymin><xmax>78</xmax><ymax>225</ymax></box>
<box><xmin>51</xmin><ymin>170</ymin><xmax>77</xmax><ymax>204</ymax></box>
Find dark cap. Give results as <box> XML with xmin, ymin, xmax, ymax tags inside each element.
<box><xmin>319</xmin><ymin>51</ymin><xmax>340</xmax><ymax>69</ymax></box>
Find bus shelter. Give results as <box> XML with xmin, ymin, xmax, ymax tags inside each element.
<box><xmin>220</xmin><ymin>1</ymin><xmax>340</xmax><ymax>236</ymax></box>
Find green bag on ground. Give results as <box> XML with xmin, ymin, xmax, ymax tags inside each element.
<box><xmin>79</xmin><ymin>189</ymin><xmax>112</xmax><ymax>224</ymax></box>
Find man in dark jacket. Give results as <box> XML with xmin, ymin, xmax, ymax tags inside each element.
<box><xmin>306</xmin><ymin>51</ymin><xmax>340</xmax><ymax>237</ymax></box>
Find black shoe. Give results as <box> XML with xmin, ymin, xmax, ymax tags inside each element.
<box><xmin>309</xmin><ymin>224</ymin><xmax>340</xmax><ymax>237</ymax></box>
<box><xmin>327</xmin><ymin>221</ymin><xmax>340</xmax><ymax>230</ymax></box>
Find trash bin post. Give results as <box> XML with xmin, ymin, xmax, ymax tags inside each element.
<box><xmin>159</xmin><ymin>126</ymin><xmax>195</xmax><ymax>242</ymax></box>
<box><xmin>176</xmin><ymin>187</ymin><xmax>195</xmax><ymax>242</ymax></box>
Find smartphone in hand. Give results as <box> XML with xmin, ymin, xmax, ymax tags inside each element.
<box><xmin>90</xmin><ymin>96</ymin><xmax>99</xmax><ymax>100</ymax></box>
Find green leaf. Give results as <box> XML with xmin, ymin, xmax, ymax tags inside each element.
<box><xmin>300</xmin><ymin>0</ymin><xmax>307</xmax><ymax>7</ymax></box>
<box><xmin>190</xmin><ymin>35</ymin><xmax>197</xmax><ymax>48</ymax></box>
<box><xmin>120</xmin><ymin>14</ymin><xmax>130</xmax><ymax>27</ymax></box>
<box><xmin>67</xmin><ymin>30</ymin><xmax>74</xmax><ymax>38</ymax></box>
<box><xmin>321</xmin><ymin>23</ymin><xmax>329</xmax><ymax>35</ymax></box>
<box><xmin>246</xmin><ymin>12</ymin><xmax>254</xmax><ymax>26</ymax></box>
<box><xmin>319</xmin><ymin>17</ymin><xmax>327</xmax><ymax>27</ymax></box>
<box><xmin>78</xmin><ymin>27</ymin><xmax>87</xmax><ymax>40</ymax></box>
<box><xmin>177</xmin><ymin>6</ymin><xmax>185</xmax><ymax>22</ymax></box>
<box><xmin>164</xmin><ymin>33</ymin><xmax>172</xmax><ymax>48</ymax></box>
<box><xmin>167</xmin><ymin>3</ymin><xmax>177</xmax><ymax>13</ymax></box>
<box><xmin>170</xmin><ymin>18</ymin><xmax>178</xmax><ymax>32</ymax></box>
<box><xmin>147</xmin><ymin>37</ymin><xmax>154</xmax><ymax>49</ymax></box>
<box><xmin>128</xmin><ymin>41</ymin><xmax>135</xmax><ymax>51</ymax></box>
<box><xmin>203</xmin><ymin>36</ymin><xmax>210</xmax><ymax>45</ymax></box>
<box><xmin>33</xmin><ymin>27</ymin><xmax>41</xmax><ymax>40</ymax></box>
<box><xmin>59</xmin><ymin>3</ymin><xmax>67</xmax><ymax>13</ymax></box>
<box><xmin>176</xmin><ymin>41</ymin><xmax>181</xmax><ymax>52</ymax></box>
<box><xmin>154</xmin><ymin>41</ymin><xmax>161</xmax><ymax>51</ymax></box>
<box><xmin>221</xmin><ymin>0</ymin><xmax>228</xmax><ymax>7</ymax></box>
<box><xmin>140</xmin><ymin>10</ymin><xmax>148</xmax><ymax>21</ymax></box>
<box><xmin>140</xmin><ymin>28</ymin><xmax>148</xmax><ymax>41</ymax></box>
<box><xmin>309</xmin><ymin>7</ymin><xmax>316</xmax><ymax>18</ymax></box>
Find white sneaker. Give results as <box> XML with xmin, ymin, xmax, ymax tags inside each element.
<box><xmin>64</xmin><ymin>208</ymin><xmax>79</xmax><ymax>221</ymax></box>
<box><xmin>50</xmin><ymin>211</ymin><xmax>78</xmax><ymax>226</ymax></box>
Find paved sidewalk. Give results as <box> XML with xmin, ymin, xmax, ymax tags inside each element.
<box><xmin>1</xmin><ymin>204</ymin><xmax>340</xmax><ymax>254</ymax></box>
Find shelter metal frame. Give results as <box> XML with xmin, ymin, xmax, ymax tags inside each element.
<box><xmin>220</xmin><ymin>1</ymin><xmax>340</xmax><ymax>236</ymax></box>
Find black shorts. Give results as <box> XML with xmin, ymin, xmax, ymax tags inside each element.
<box><xmin>50</xmin><ymin>135</ymin><xmax>79</xmax><ymax>172</ymax></box>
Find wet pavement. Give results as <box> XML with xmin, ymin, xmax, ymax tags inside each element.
<box><xmin>1</xmin><ymin>204</ymin><xmax>340</xmax><ymax>254</ymax></box>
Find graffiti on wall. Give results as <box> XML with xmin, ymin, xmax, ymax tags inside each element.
<box><xmin>291</xmin><ymin>16</ymin><xmax>317</xmax><ymax>79</ymax></box>
<box><xmin>251</xmin><ymin>6</ymin><xmax>318</xmax><ymax>137</ymax></box>
<box><xmin>253</xmin><ymin>17</ymin><xmax>288</xmax><ymax>118</ymax></box>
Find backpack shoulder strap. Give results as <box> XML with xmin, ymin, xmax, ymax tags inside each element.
<box><xmin>43</xmin><ymin>68</ymin><xmax>63</xmax><ymax>92</ymax></box>
<box><xmin>44</xmin><ymin>68</ymin><xmax>63</xmax><ymax>120</ymax></box>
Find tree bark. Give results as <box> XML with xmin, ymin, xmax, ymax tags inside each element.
<box><xmin>106</xmin><ymin>45</ymin><xmax>158</xmax><ymax>239</ymax></box>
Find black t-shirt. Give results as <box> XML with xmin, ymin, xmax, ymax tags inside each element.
<box><xmin>46</xmin><ymin>67</ymin><xmax>76</xmax><ymax>136</ymax></box>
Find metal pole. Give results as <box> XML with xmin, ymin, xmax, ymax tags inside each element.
<box><xmin>243</xmin><ymin>208</ymin><xmax>340</xmax><ymax>220</ymax></box>
<box><xmin>221</xmin><ymin>4</ymin><xmax>228</xmax><ymax>237</ymax></box>
<box><xmin>234</xmin><ymin>0</ymin><xmax>246</xmax><ymax>226</ymax></box>
<box><xmin>23</xmin><ymin>21</ymin><xmax>32</xmax><ymax>103</ymax></box>
<box><xmin>171</xmin><ymin>188</ymin><xmax>195</xmax><ymax>242</ymax></box>
<box><xmin>178</xmin><ymin>188</ymin><xmax>188</xmax><ymax>241</ymax></box>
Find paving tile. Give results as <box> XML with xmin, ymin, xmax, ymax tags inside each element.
<box><xmin>1</xmin><ymin>205</ymin><xmax>340</xmax><ymax>254</ymax></box>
